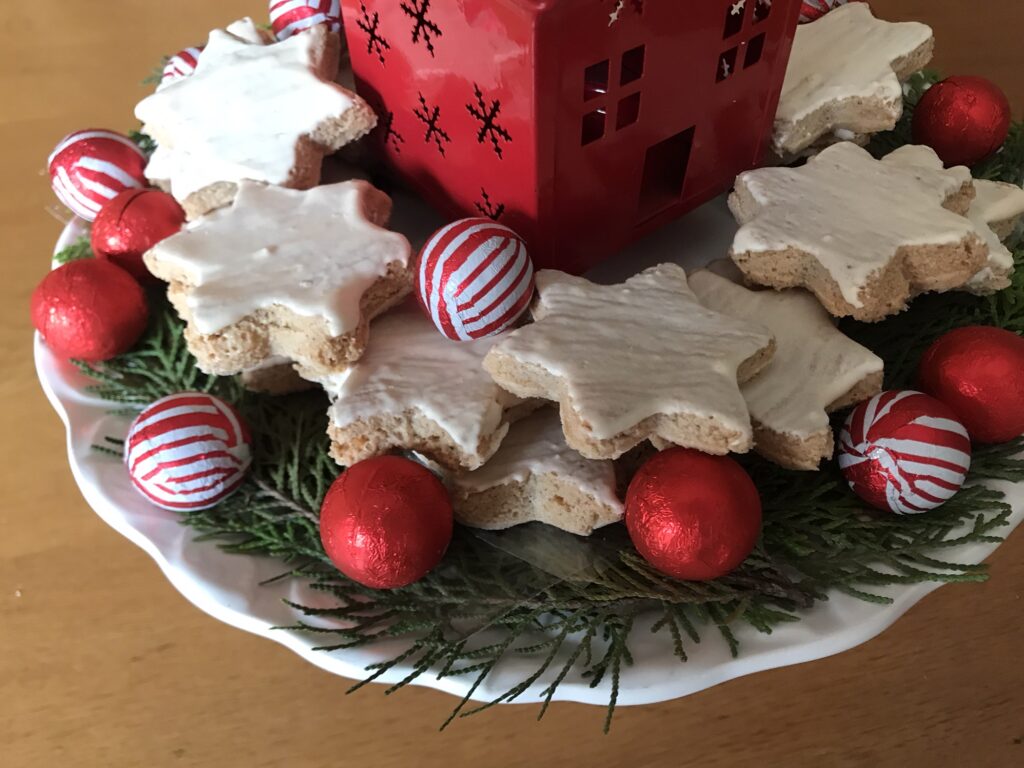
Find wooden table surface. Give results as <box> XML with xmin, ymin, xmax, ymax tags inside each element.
<box><xmin>3</xmin><ymin>2</ymin><xmax>1022</xmax><ymax>766</ymax></box>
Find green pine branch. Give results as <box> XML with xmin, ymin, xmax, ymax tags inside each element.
<box><xmin>53</xmin><ymin>235</ymin><xmax>93</xmax><ymax>265</ymax></box>
<box><xmin>68</xmin><ymin>69</ymin><xmax>1024</xmax><ymax>731</ymax></box>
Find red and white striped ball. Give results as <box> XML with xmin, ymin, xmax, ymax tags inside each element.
<box><xmin>269</xmin><ymin>0</ymin><xmax>342</xmax><ymax>40</ymax></box>
<box><xmin>838</xmin><ymin>390</ymin><xmax>971</xmax><ymax>515</ymax></box>
<box><xmin>799</xmin><ymin>0</ymin><xmax>854</xmax><ymax>23</ymax></box>
<box><xmin>126</xmin><ymin>393</ymin><xmax>253</xmax><ymax>511</ymax></box>
<box><xmin>417</xmin><ymin>218</ymin><xmax>535</xmax><ymax>341</ymax></box>
<box><xmin>48</xmin><ymin>130</ymin><xmax>148</xmax><ymax>222</ymax></box>
<box><xmin>159</xmin><ymin>46</ymin><xmax>204</xmax><ymax>89</ymax></box>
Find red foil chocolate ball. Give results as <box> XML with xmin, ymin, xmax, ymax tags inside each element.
<box><xmin>912</xmin><ymin>76</ymin><xmax>1011</xmax><ymax>167</ymax></box>
<box><xmin>320</xmin><ymin>456</ymin><xmax>454</xmax><ymax>589</ymax></box>
<box><xmin>625</xmin><ymin>448</ymin><xmax>762</xmax><ymax>581</ymax></box>
<box><xmin>918</xmin><ymin>326</ymin><xmax>1024</xmax><ymax>444</ymax></box>
<box><xmin>91</xmin><ymin>189</ymin><xmax>185</xmax><ymax>282</ymax></box>
<box><xmin>31</xmin><ymin>259</ymin><xmax>149</xmax><ymax>361</ymax></box>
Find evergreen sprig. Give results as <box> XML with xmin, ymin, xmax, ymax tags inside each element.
<box><xmin>71</xmin><ymin>72</ymin><xmax>1024</xmax><ymax>730</ymax></box>
<box><xmin>53</xmin><ymin>234</ymin><xmax>93</xmax><ymax>265</ymax></box>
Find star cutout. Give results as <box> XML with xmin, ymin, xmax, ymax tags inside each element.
<box><xmin>884</xmin><ymin>145</ymin><xmax>1022</xmax><ymax>294</ymax></box>
<box><xmin>774</xmin><ymin>3</ymin><xmax>934</xmax><ymax>157</ymax></box>
<box><xmin>136</xmin><ymin>21</ymin><xmax>376</xmax><ymax>218</ymax></box>
<box><xmin>320</xmin><ymin>304</ymin><xmax>524</xmax><ymax>471</ymax></box>
<box><xmin>483</xmin><ymin>265</ymin><xmax>776</xmax><ymax>460</ymax></box>
<box><xmin>144</xmin><ymin>180</ymin><xmax>411</xmax><ymax>377</ymax></box>
<box><xmin>729</xmin><ymin>142</ymin><xmax>988</xmax><ymax>321</ymax></box>
<box><xmin>690</xmin><ymin>270</ymin><xmax>883</xmax><ymax>471</ymax></box>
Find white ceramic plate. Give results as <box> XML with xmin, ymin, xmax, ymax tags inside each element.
<box><xmin>38</xmin><ymin>204</ymin><xmax>1024</xmax><ymax>708</ymax></box>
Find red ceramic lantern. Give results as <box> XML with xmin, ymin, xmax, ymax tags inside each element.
<box><xmin>340</xmin><ymin>0</ymin><xmax>801</xmax><ymax>273</ymax></box>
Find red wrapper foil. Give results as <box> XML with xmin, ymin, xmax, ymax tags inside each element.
<box><xmin>838</xmin><ymin>391</ymin><xmax>971</xmax><ymax>515</ymax></box>
<box><xmin>625</xmin><ymin>448</ymin><xmax>762</xmax><ymax>582</ymax></box>
<box><xmin>912</xmin><ymin>76</ymin><xmax>1011</xmax><ymax>168</ymax></box>
<box><xmin>320</xmin><ymin>456</ymin><xmax>453</xmax><ymax>589</ymax></box>
<box><xmin>918</xmin><ymin>326</ymin><xmax>1024</xmax><ymax>445</ymax></box>
<box><xmin>31</xmin><ymin>259</ymin><xmax>148</xmax><ymax>361</ymax></box>
<box><xmin>91</xmin><ymin>189</ymin><xmax>185</xmax><ymax>283</ymax></box>
<box><xmin>799</xmin><ymin>1</ymin><xmax>855</xmax><ymax>24</ymax></box>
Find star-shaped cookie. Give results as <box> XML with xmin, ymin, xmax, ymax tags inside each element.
<box><xmin>883</xmin><ymin>145</ymin><xmax>1023</xmax><ymax>294</ymax></box>
<box><xmin>451</xmin><ymin>408</ymin><xmax>623</xmax><ymax>536</ymax></box>
<box><xmin>320</xmin><ymin>303</ymin><xmax>528</xmax><ymax>471</ymax></box>
<box><xmin>965</xmin><ymin>179</ymin><xmax>1024</xmax><ymax>292</ymax></box>
<box><xmin>973</xmin><ymin>177</ymin><xmax>1024</xmax><ymax>240</ymax></box>
<box><xmin>144</xmin><ymin>180</ymin><xmax>412</xmax><ymax>379</ymax></box>
<box><xmin>136</xmin><ymin>20</ymin><xmax>376</xmax><ymax>219</ymax></box>
<box><xmin>690</xmin><ymin>270</ymin><xmax>883</xmax><ymax>471</ymax></box>
<box><xmin>773</xmin><ymin>3</ymin><xmax>934</xmax><ymax>157</ymax></box>
<box><xmin>729</xmin><ymin>142</ymin><xmax>988</xmax><ymax>321</ymax></box>
<box><xmin>483</xmin><ymin>265</ymin><xmax>776</xmax><ymax>460</ymax></box>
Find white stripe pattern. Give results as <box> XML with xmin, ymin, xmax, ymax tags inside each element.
<box><xmin>159</xmin><ymin>47</ymin><xmax>204</xmax><ymax>89</ymax></box>
<box><xmin>125</xmin><ymin>393</ymin><xmax>252</xmax><ymax>510</ymax></box>
<box><xmin>838</xmin><ymin>390</ymin><xmax>972</xmax><ymax>515</ymax></box>
<box><xmin>416</xmin><ymin>218</ymin><xmax>535</xmax><ymax>341</ymax></box>
<box><xmin>48</xmin><ymin>130</ymin><xmax>147</xmax><ymax>222</ymax></box>
<box><xmin>269</xmin><ymin>0</ymin><xmax>342</xmax><ymax>40</ymax></box>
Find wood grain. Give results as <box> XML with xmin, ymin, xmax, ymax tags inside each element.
<box><xmin>2</xmin><ymin>2</ymin><xmax>1022</xmax><ymax>766</ymax></box>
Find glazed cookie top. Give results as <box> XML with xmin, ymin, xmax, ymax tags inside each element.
<box><xmin>731</xmin><ymin>142</ymin><xmax>976</xmax><ymax>310</ymax></box>
<box><xmin>136</xmin><ymin>21</ymin><xmax>364</xmax><ymax>200</ymax></box>
<box><xmin>486</xmin><ymin>265</ymin><xmax>774</xmax><ymax>448</ymax></box>
<box><xmin>321</xmin><ymin>305</ymin><xmax>519</xmax><ymax>463</ymax></box>
<box><xmin>972</xmin><ymin>178</ymin><xmax>1024</xmax><ymax>229</ymax></box>
<box><xmin>454</xmin><ymin>408</ymin><xmax>621</xmax><ymax>514</ymax></box>
<box><xmin>145</xmin><ymin>180</ymin><xmax>410</xmax><ymax>335</ymax></box>
<box><xmin>775</xmin><ymin>3</ymin><xmax>933</xmax><ymax>155</ymax></box>
<box><xmin>884</xmin><ymin>145</ymin><xmax>1017</xmax><ymax>294</ymax></box>
<box><xmin>689</xmin><ymin>270</ymin><xmax>883</xmax><ymax>442</ymax></box>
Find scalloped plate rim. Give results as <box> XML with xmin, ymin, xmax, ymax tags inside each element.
<box><xmin>37</xmin><ymin>214</ymin><xmax>1024</xmax><ymax>709</ymax></box>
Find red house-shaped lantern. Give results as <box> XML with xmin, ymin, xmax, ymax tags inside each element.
<box><xmin>340</xmin><ymin>0</ymin><xmax>801</xmax><ymax>273</ymax></box>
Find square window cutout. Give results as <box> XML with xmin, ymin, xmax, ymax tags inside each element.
<box><xmin>582</xmin><ymin>109</ymin><xmax>606</xmax><ymax>145</ymax></box>
<box><xmin>584</xmin><ymin>60</ymin><xmax>609</xmax><ymax>100</ymax></box>
<box><xmin>620</xmin><ymin>46</ymin><xmax>645</xmax><ymax>85</ymax></box>
<box><xmin>723</xmin><ymin>2</ymin><xmax>745</xmax><ymax>38</ymax></box>
<box><xmin>744</xmin><ymin>33</ymin><xmax>766</xmax><ymax>68</ymax></box>
<box><xmin>638</xmin><ymin>126</ymin><xmax>695</xmax><ymax>221</ymax></box>
<box><xmin>717</xmin><ymin>47</ymin><xmax>738</xmax><ymax>82</ymax></box>
<box><xmin>617</xmin><ymin>92</ymin><xmax>641</xmax><ymax>129</ymax></box>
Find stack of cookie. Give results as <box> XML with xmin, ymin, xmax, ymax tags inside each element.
<box><xmin>137</xmin><ymin>14</ymin><xmax>1024</xmax><ymax>541</ymax></box>
<box><xmin>140</xmin><ymin>18</ymin><xmax>411</xmax><ymax>394</ymax></box>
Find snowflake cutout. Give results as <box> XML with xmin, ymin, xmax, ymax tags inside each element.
<box><xmin>466</xmin><ymin>84</ymin><xmax>512</xmax><ymax>159</ymax></box>
<box><xmin>414</xmin><ymin>93</ymin><xmax>451</xmax><ymax>156</ymax></box>
<box><xmin>379</xmin><ymin>110</ymin><xmax>404</xmax><ymax>154</ymax></box>
<box><xmin>475</xmin><ymin>188</ymin><xmax>505</xmax><ymax>220</ymax></box>
<box><xmin>400</xmin><ymin>0</ymin><xmax>442</xmax><ymax>57</ymax></box>
<box><xmin>357</xmin><ymin>2</ymin><xmax>390</xmax><ymax>65</ymax></box>
<box><xmin>731</xmin><ymin>0</ymin><xmax>746</xmax><ymax>15</ymax></box>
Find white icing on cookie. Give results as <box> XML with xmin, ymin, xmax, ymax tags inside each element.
<box><xmin>146</xmin><ymin>180</ymin><xmax>410</xmax><ymax>335</ymax></box>
<box><xmin>321</xmin><ymin>305</ymin><xmax>517</xmax><ymax>465</ymax></box>
<box><xmin>225</xmin><ymin>17</ymin><xmax>271</xmax><ymax>45</ymax></box>
<box><xmin>973</xmin><ymin>178</ymin><xmax>1024</xmax><ymax>231</ymax></box>
<box><xmin>731</xmin><ymin>142</ymin><xmax>977</xmax><ymax>309</ymax></box>
<box><xmin>453</xmin><ymin>409</ymin><xmax>622</xmax><ymax>514</ymax></box>
<box><xmin>775</xmin><ymin>3</ymin><xmax>933</xmax><ymax>155</ymax></box>
<box><xmin>690</xmin><ymin>270</ymin><xmax>882</xmax><ymax>448</ymax></box>
<box><xmin>136</xmin><ymin>21</ymin><xmax>363</xmax><ymax>201</ymax></box>
<box><xmin>965</xmin><ymin>200</ymin><xmax>1015</xmax><ymax>293</ymax></box>
<box><xmin>883</xmin><ymin>146</ymin><xmax>1016</xmax><ymax>294</ymax></box>
<box><xmin>487</xmin><ymin>265</ymin><xmax>773</xmax><ymax>450</ymax></box>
